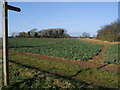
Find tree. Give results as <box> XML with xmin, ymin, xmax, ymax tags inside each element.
<box><xmin>10</xmin><ymin>32</ymin><xmax>19</xmax><ymax>38</ymax></box>
<box><xmin>40</xmin><ymin>28</ymin><xmax>69</xmax><ymax>38</ymax></box>
<box><xmin>28</xmin><ymin>28</ymin><xmax>37</xmax><ymax>37</ymax></box>
<box><xmin>13</xmin><ymin>28</ymin><xmax>71</xmax><ymax>38</ymax></box>
<box><xmin>97</xmin><ymin>21</ymin><xmax>120</xmax><ymax>42</ymax></box>
<box><xmin>18</xmin><ymin>32</ymin><xmax>28</xmax><ymax>38</ymax></box>
<box><xmin>27</xmin><ymin>31</ymin><xmax>31</xmax><ymax>38</ymax></box>
<box><xmin>34</xmin><ymin>32</ymin><xmax>38</xmax><ymax>38</ymax></box>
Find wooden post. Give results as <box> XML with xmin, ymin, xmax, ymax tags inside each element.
<box><xmin>2</xmin><ymin>0</ymin><xmax>21</xmax><ymax>86</ymax></box>
<box><xmin>2</xmin><ymin>1</ymin><xmax>9</xmax><ymax>86</ymax></box>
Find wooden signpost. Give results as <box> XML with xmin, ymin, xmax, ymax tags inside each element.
<box><xmin>2</xmin><ymin>0</ymin><xmax>21</xmax><ymax>86</ymax></box>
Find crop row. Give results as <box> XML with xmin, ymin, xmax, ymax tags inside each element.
<box><xmin>103</xmin><ymin>44</ymin><xmax>120</xmax><ymax>65</ymax></box>
<box><xmin>8</xmin><ymin>38</ymin><xmax>103</xmax><ymax>61</ymax></box>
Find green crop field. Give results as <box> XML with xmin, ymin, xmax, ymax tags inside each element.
<box><xmin>1</xmin><ymin>38</ymin><xmax>118</xmax><ymax>89</ymax></box>
<box><xmin>103</xmin><ymin>44</ymin><xmax>120</xmax><ymax>65</ymax></box>
<box><xmin>8</xmin><ymin>38</ymin><xmax>103</xmax><ymax>61</ymax></box>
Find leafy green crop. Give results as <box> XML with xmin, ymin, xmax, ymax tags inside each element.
<box><xmin>8</xmin><ymin>38</ymin><xmax>103</xmax><ymax>61</ymax></box>
<box><xmin>103</xmin><ymin>44</ymin><xmax>120</xmax><ymax>65</ymax></box>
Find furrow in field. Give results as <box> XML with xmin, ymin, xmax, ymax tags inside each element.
<box><xmin>9</xmin><ymin>51</ymin><xmax>119</xmax><ymax>73</ymax></box>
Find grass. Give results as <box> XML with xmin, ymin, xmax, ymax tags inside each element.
<box><xmin>8</xmin><ymin>53</ymin><xmax>119</xmax><ymax>88</ymax></box>
<box><xmin>2</xmin><ymin>62</ymin><xmax>98</xmax><ymax>89</ymax></box>
<box><xmin>8</xmin><ymin>38</ymin><xmax>103</xmax><ymax>61</ymax></box>
<box><xmin>1</xmin><ymin>38</ymin><xmax>119</xmax><ymax>88</ymax></box>
<box><xmin>103</xmin><ymin>44</ymin><xmax>120</xmax><ymax>65</ymax></box>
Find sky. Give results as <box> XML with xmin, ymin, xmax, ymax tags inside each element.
<box><xmin>0</xmin><ymin>2</ymin><xmax>118</xmax><ymax>37</ymax></box>
<box><xmin>3</xmin><ymin>0</ymin><xmax>120</xmax><ymax>2</ymax></box>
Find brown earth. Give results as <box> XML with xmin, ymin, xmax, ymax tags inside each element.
<box><xmin>10</xmin><ymin>51</ymin><xmax>119</xmax><ymax>73</ymax></box>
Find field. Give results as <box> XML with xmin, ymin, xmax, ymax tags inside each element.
<box><xmin>8</xmin><ymin>38</ymin><xmax>103</xmax><ymax>61</ymax></box>
<box><xmin>6</xmin><ymin>53</ymin><xmax>118</xmax><ymax>88</ymax></box>
<box><xmin>4</xmin><ymin>62</ymin><xmax>99</xmax><ymax>89</ymax></box>
<box><xmin>1</xmin><ymin>38</ymin><xmax>120</xmax><ymax>89</ymax></box>
<box><xmin>103</xmin><ymin>44</ymin><xmax>120</xmax><ymax>65</ymax></box>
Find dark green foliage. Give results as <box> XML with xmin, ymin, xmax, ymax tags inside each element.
<box><xmin>34</xmin><ymin>32</ymin><xmax>38</xmax><ymax>38</ymax></box>
<box><xmin>103</xmin><ymin>44</ymin><xmax>120</xmax><ymax>65</ymax></box>
<box><xmin>40</xmin><ymin>28</ymin><xmax>70</xmax><ymax>38</ymax></box>
<box><xmin>97</xmin><ymin>21</ymin><xmax>120</xmax><ymax>42</ymax></box>
<box><xmin>8</xmin><ymin>38</ymin><xmax>103</xmax><ymax>61</ymax></box>
<box><xmin>28</xmin><ymin>28</ymin><xmax>38</xmax><ymax>37</ymax></box>
<box><xmin>12</xmin><ymin>28</ymin><xmax>70</xmax><ymax>38</ymax></box>
<box><xmin>18</xmin><ymin>32</ymin><xmax>28</xmax><ymax>38</ymax></box>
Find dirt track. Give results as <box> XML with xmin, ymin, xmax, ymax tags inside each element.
<box><xmin>10</xmin><ymin>51</ymin><xmax>119</xmax><ymax>73</ymax></box>
<box><xmin>9</xmin><ymin>38</ymin><xmax>119</xmax><ymax>73</ymax></box>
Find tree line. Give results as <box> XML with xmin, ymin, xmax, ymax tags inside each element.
<box><xmin>11</xmin><ymin>28</ymin><xmax>91</xmax><ymax>38</ymax></box>
<box><xmin>11</xmin><ymin>20</ymin><xmax>120</xmax><ymax>42</ymax></box>
<box><xmin>11</xmin><ymin>28</ymin><xmax>70</xmax><ymax>38</ymax></box>
<box><xmin>97</xmin><ymin>21</ymin><xmax>120</xmax><ymax>42</ymax></box>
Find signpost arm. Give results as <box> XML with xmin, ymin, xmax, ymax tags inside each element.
<box><xmin>2</xmin><ymin>1</ymin><xmax>9</xmax><ymax>86</ymax></box>
<box><xmin>7</xmin><ymin>5</ymin><xmax>21</xmax><ymax>12</ymax></box>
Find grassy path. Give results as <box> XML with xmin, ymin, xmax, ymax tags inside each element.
<box><xmin>79</xmin><ymin>38</ymin><xmax>119</xmax><ymax>72</ymax></box>
<box><xmin>88</xmin><ymin>44</ymin><xmax>110</xmax><ymax>63</ymax></box>
<box><xmin>10</xmin><ymin>51</ymin><xmax>119</xmax><ymax>73</ymax></box>
<box><xmin>9</xmin><ymin>53</ymin><xmax>119</xmax><ymax>88</ymax></box>
<box><xmin>5</xmin><ymin>62</ymin><xmax>100</xmax><ymax>89</ymax></box>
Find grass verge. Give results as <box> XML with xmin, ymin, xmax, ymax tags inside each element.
<box><xmin>2</xmin><ymin>62</ymin><xmax>98</xmax><ymax>89</ymax></box>
<box><xmin>7</xmin><ymin>53</ymin><xmax>119</xmax><ymax>88</ymax></box>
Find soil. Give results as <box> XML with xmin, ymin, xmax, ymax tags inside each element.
<box><xmin>10</xmin><ymin>50</ymin><xmax>119</xmax><ymax>73</ymax></box>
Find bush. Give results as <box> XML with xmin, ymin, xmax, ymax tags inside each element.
<box><xmin>97</xmin><ymin>21</ymin><xmax>120</xmax><ymax>42</ymax></box>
